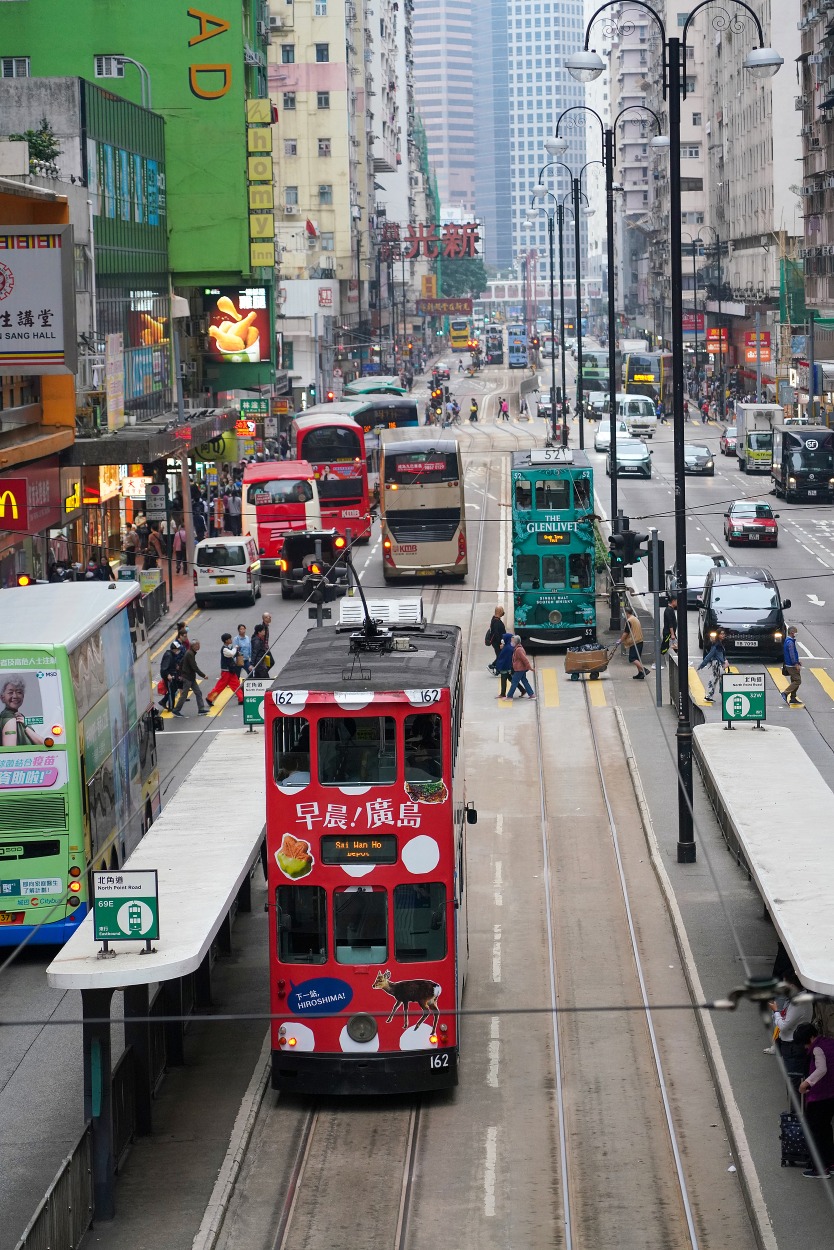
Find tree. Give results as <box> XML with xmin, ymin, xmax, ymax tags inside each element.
<box><xmin>440</xmin><ymin>257</ymin><xmax>489</xmax><ymax>299</ymax></box>
<box><xmin>9</xmin><ymin>117</ymin><xmax>61</xmax><ymax>169</ymax></box>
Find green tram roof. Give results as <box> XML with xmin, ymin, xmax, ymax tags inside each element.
<box><xmin>271</xmin><ymin>621</ymin><xmax>461</xmax><ymax>694</ymax></box>
<box><xmin>511</xmin><ymin>449</ymin><xmax>592</xmax><ymax>473</ymax></box>
<box><xmin>0</xmin><ymin>583</ymin><xmax>141</xmax><ymax>652</ymax></box>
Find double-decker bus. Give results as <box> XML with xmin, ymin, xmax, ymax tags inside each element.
<box><xmin>291</xmin><ymin>411</ymin><xmax>372</xmax><ymax>542</ymax></box>
<box><xmin>484</xmin><ymin>325</ymin><xmax>503</xmax><ymax>365</ymax></box>
<box><xmin>622</xmin><ymin>351</ymin><xmax>672</xmax><ymax>409</ymax></box>
<box><xmin>0</xmin><ymin>584</ymin><xmax>160</xmax><ymax>945</ymax></box>
<box><xmin>507</xmin><ymin>323</ymin><xmax>529</xmax><ymax>369</ymax></box>
<box><xmin>510</xmin><ymin>447</ymin><xmax>597</xmax><ymax>648</ymax></box>
<box><xmin>267</xmin><ymin>598</ymin><xmax>471</xmax><ymax>1094</ymax></box>
<box><xmin>449</xmin><ymin>318</ymin><xmax>471</xmax><ymax>353</ymax></box>
<box><xmin>379</xmin><ymin>431</ymin><xmax>467</xmax><ymax>580</ymax></box>
<box><xmin>581</xmin><ymin>349</ymin><xmax>612</xmax><ymax>396</ymax></box>
<box><xmin>344</xmin><ymin>376</ymin><xmax>406</xmax><ymax>397</ymax></box>
<box><xmin>242</xmin><ymin>460</ymin><xmax>322</xmax><ymax>576</ymax></box>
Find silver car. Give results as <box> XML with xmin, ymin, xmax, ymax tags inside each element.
<box><xmin>606</xmin><ymin>438</ymin><xmax>652</xmax><ymax>478</ymax></box>
<box><xmin>594</xmin><ymin>417</ymin><xmax>629</xmax><ymax>453</ymax></box>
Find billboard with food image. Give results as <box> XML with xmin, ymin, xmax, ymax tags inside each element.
<box><xmin>206</xmin><ymin>287</ymin><xmax>269</xmax><ymax>364</ymax></box>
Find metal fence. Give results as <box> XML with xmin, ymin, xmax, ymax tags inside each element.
<box><xmin>14</xmin><ymin>1124</ymin><xmax>93</xmax><ymax>1250</ymax></box>
<box><xmin>112</xmin><ymin>1048</ymin><xmax>137</xmax><ymax>1171</ymax></box>
<box><xmin>142</xmin><ymin>580</ymin><xmax>169</xmax><ymax>631</ymax></box>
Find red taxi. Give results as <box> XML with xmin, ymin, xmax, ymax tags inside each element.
<box><xmin>723</xmin><ymin>500</ymin><xmax>779</xmax><ymax>547</ymax></box>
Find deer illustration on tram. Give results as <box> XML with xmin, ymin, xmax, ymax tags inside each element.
<box><xmin>372</xmin><ymin>969</ymin><xmax>442</xmax><ymax>1032</ymax></box>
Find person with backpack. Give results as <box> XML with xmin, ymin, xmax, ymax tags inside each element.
<box><xmin>486</xmin><ymin>606</ymin><xmax>506</xmax><ymax>673</ymax></box>
<box><xmin>159</xmin><ymin>640</ymin><xmax>183</xmax><ymax>712</ymax></box>
<box><xmin>171</xmin><ymin>640</ymin><xmax>209</xmax><ymax>716</ymax></box>
<box><xmin>494</xmin><ymin>632</ymin><xmax>515</xmax><ymax>699</ymax></box>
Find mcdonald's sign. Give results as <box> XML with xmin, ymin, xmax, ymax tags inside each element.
<box><xmin>0</xmin><ymin>479</ymin><xmax>27</xmax><ymax>532</ymax></box>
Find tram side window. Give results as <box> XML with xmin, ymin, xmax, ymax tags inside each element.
<box><xmin>277</xmin><ymin>886</ymin><xmax>327</xmax><ymax>963</ymax></box>
<box><xmin>318</xmin><ymin>716</ymin><xmax>396</xmax><ymax>786</ymax></box>
<box><xmin>514</xmin><ymin>478</ymin><xmax>532</xmax><ymax>510</ymax></box>
<box><xmin>404</xmin><ymin>713</ymin><xmax>442</xmax><ymax>781</ymax></box>
<box><xmin>569</xmin><ymin>553</ymin><xmax>592</xmax><ymax>590</ymax></box>
<box><xmin>273</xmin><ymin>716</ymin><xmax>311</xmax><ymax>786</ymax></box>
<box><xmin>334</xmin><ymin>886</ymin><xmax>387</xmax><ymax>963</ymax></box>
<box><xmin>394</xmin><ymin>883</ymin><xmax>446</xmax><ymax>962</ymax></box>
<box><xmin>573</xmin><ymin>477</ymin><xmax>591</xmax><ymax>511</ymax></box>
<box><xmin>541</xmin><ymin>555</ymin><xmax>567</xmax><ymax>589</ymax></box>
<box><xmin>534</xmin><ymin>479</ymin><xmax>570</xmax><ymax>511</ymax></box>
<box><xmin>516</xmin><ymin>554</ymin><xmax>540</xmax><ymax>589</ymax></box>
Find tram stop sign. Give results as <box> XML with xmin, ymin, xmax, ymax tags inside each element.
<box><xmin>93</xmin><ymin>869</ymin><xmax>160</xmax><ymax>943</ymax></box>
<box><xmin>242</xmin><ymin>679</ymin><xmax>273</xmax><ymax>726</ymax></box>
<box><xmin>721</xmin><ymin>673</ymin><xmax>766</xmax><ymax>725</ymax></box>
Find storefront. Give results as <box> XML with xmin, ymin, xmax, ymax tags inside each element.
<box><xmin>0</xmin><ymin>455</ymin><xmax>62</xmax><ymax>585</ymax></box>
<box><xmin>82</xmin><ymin>464</ymin><xmax>123</xmax><ymax>561</ymax></box>
<box><xmin>48</xmin><ymin>464</ymin><xmax>84</xmax><ymax>571</ymax></box>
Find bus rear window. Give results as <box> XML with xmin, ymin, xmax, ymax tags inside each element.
<box><xmin>385</xmin><ymin>453</ymin><xmax>459</xmax><ymax>485</ymax></box>
<box><xmin>246</xmin><ymin>479</ymin><xmax>313</xmax><ymax>505</ymax></box>
<box><xmin>196</xmin><ymin>544</ymin><xmax>245</xmax><ymax>567</ymax></box>
<box><xmin>334</xmin><ymin>886</ymin><xmax>387</xmax><ymax>963</ymax></box>
<box><xmin>277</xmin><ymin>885</ymin><xmax>327</xmax><ymax>963</ymax></box>
<box><xmin>394</xmin><ymin>883</ymin><xmax>446</xmax><ymax>962</ymax></box>
<box><xmin>302</xmin><ymin>427</ymin><xmax>362</xmax><ymax>460</ymax></box>
<box><xmin>318</xmin><ymin>716</ymin><xmax>396</xmax><ymax>785</ymax></box>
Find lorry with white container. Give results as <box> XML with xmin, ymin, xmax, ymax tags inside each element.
<box><xmin>735</xmin><ymin>402</ymin><xmax>781</xmax><ymax>473</ymax></box>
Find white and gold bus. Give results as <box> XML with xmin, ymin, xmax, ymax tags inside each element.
<box><xmin>379</xmin><ymin>430</ymin><xmax>467</xmax><ymax>581</ymax></box>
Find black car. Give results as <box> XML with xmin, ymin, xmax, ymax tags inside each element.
<box><xmin>683</xmin><ymin>443</ymin><xmax>715</xmax><ymax>475</ymax></box>
<box><xmin>278</xmin><ymin>529</ymin><xmax>350</xmax><ymax>600</ymax></box>
<box><xmin>665</xmin><ymin>552</ymin><xmax>729</xmax><ymax>608</ymax></box>
<box><xmin>698</xmin><ymin>565</ymin><xmax>791</xmax><ymax>659</ymax></box>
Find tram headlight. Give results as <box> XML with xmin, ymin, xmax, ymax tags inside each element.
<box><xmin>548</xmin><ymin>609</ymin><xmax>562</xmax><ymax>625</ymax></box>
<box><xmin>347</xmin><ymin>1013</ymin><xmax>378</xmax><ymax>1043</ymax></box>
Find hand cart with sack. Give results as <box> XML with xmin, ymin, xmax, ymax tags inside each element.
<box><xmin>564</xmin><ymin>643</ymin><xmax>618</xmax><ymax>682</ymax></box>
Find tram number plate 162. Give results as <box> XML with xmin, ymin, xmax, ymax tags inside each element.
<box><xmin>407</xmin><ymin>689</ymin><xmax>440</xmax><ymax>705</ymax></box>
<box><xmin>430</xmin><ymin>1052</ymin><xmax>450</xmax><ymax>1068</ymax></box>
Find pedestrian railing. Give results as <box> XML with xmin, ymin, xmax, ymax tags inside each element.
<box><xmin>112</xmin><ymin>1048</ymin><xmax>137</xmax><ymax>1171</ymax></box>
<box><xmin>14</xmin><ymin>1124</ymin><xmax>93</xmax><ymax>1250</ymax></box>
<box><xmin>142</xmin><ymin>580</ymin><xmax>169</xmax><ymax>631</ymax></box>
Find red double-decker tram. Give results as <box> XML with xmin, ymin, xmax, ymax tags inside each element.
<box><xmin>291</xmin><ymin>411</ymin><xmax>372</xmax><ymax>542</ymax></box>
<box><xmin>265</xmin><ymin>603</ymin><xmax>472</xmax><ymax>1095</ymax></box>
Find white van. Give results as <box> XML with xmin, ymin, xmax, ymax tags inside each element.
<box><xmin>193</xmin><ymin>535</ymin><xmax>262</xmax><ymax>606</ymax></box>
<box><xmin>605</xmin><ymin>392</ymin><xmax>658</xmax><ymax>438</ymax></box>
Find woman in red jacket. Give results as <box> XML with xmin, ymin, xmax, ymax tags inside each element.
<box><xmin>504</xmin><ymin>636</ymin><xmax>535</xmax><ymax>700</ymax></box>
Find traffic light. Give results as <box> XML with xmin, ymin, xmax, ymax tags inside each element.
<box><xmin>623</xmin><ymin>530</ymin><xmax>650</xmax><ymax>565</ymax></box>
<box><xmin>16</xmin><ymin>572</ymin><xmax>33</xmax><ymax>587</ymax></box>
<box><xmin>308</xmin><ymin>384</ymin><xmax>317</xmax><ymax>403</ymax></box>
<box><xmin>325</xmin><ymin>390</ymin><xmax>335</xmax><ymax>402</ymax></box>
<box><xmin>531</xmin><ymin>335</ymin><xmax>540</xmax><ymax>349</ymax></box>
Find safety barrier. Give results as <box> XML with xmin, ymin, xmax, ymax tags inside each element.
<box><xmin>14</xmin><ymin>1124</ymin><xmax>93</xmax><ymax>1250</ymax></box>
<box><xmin>142</xmin><ymin>580</ymin><xmax>169</xmax><ymax>631</ymax></box>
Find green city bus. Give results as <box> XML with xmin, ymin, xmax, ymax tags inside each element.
<box><xmin>510</xmin><ymin>448</ymin><xmax>597</xmax><ymax>648</ymax></box>
<box><xmin>0</xmin><ymin>583</ymin><xmax>161</xmax><ymax>945</ymax></box>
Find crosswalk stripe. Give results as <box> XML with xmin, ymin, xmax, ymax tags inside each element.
<box><xmin>541</xmin><ymin>667</ymin><xmax>559</xmax><ymax>708</ymax></box>
<box><xmin>587</xmin><ymin>679</ymin><xmax>607</xmax><ymax>707</ymax></box>
<box><xmin>207</xmin><ymin>686</ymin><xmax>235</xmax><ymax>718</ymax></box>
<box><xmin>688</xmin><ymin>667</ymin><xmax>708</xmax><ymax>705</ymax></box>
<box><xmin>767</xmin><ymin>665</ymin><xmax>789</xmax><ymax>694</ymax></box>
<box><xmin>811</xmin><ymin>667</ymin><xmax>834</xmax><ymax>702</ymax></box>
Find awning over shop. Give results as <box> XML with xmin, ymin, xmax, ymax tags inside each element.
<box><xmin>61</xmin><ymin>407</ymin><xmax>239</xmax><ymax>467</ymax></box>
<box><xmin>0</xmin><ymin>421</ymin><xmax>74</xmax><ymax>472</ymax></box>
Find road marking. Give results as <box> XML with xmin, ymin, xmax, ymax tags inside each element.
<box><xmin>798</xmin><ymin>640</ymin><xmax>814</xmax><ymax>657</ymax></box>
<box><xmin>487</xmin><ymin>1019</ymin><xmax>500</xmax><ymax>1089</ymax></box>
<box><xmin>493</xmin><ymin>860</ymin><xmax>503</xmax><ymax>908</ymax></box>
<box><xmin>497</xmin><ymin>722</ymin><xmax>505</xmax><ymax>742</ymax></box>
<box><xmin>207</xmin><ymin>686</ymin><xmax>235</xmax><ymax>717</ymax></box>
<box><xmin>492</xmin><ymin>924</ymin><xmax>502</xmax><ymax>983</ymax></box>
<box><xmin>495</xmin><ymin>813</ymin><xmax>503</xmax><ymax>839</ymax></box>
<box><xmin>484</xmin><ymin>1127</ymin><xmax>498</xmax><ymax>1217</ymax></box>
<box><xmin>541</xmin><ymin>667</ymin><xmax>560</xmax><ymax>707</ymax></box>
<box><xmin>811</xmin><ymin>667</ymin><xmax>834</xmax><ymax>702</ymax></box>
<box><xmin>150</xmin><ymin>606</ymin><xmax>201</xmax><ymax>661</ymax></box>
<box><xmin>767</xmin><ymin>666</ymin><xmax>789</xmax><ymax>694</ymax></box>
<box><xmin>688</xmin><ymin>667</ymin><xmax>708</xmax><ymax>705</ymax></box>
<box><xmin>586</xmin><ymin>678</ymin><xmax>607</xmax><ymax>707</ymax></box>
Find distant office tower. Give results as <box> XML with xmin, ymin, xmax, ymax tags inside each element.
<box><xmin>412</xmin><ymin>0</ymin><xmax>475</xmax><ymax>214</ymax></box>
<box><xmin>475</xmin><ymin>1</ymin><xmax>586</xmax><ymax>275</ymax></box>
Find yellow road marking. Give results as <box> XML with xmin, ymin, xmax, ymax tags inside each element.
<box><xmin>767</xmin><ymin>665</ymin><xmax>789</xmax><ymax>694</ymax></box>
<box><xmin>207</xmin><ymin>686</ymin><xmax>235</xmax><ymax>718</ymax></box>
<box><xmin>541</xmin><ymin>668</ymin><xmax>559</xmax><ymax>707</ymax></box>
<box><xmin>811</xmin><ymin>667</ymin><xmax>834</xmax><ymax>702</ymax></box>
<box><xmin>587</xmin><ymin>679</ymin><xmax>607</xmax><ymax>707</ymax></box>
<box><xmin>150</xmin><ymin>606</ymin><xmax>201</xmax><ymax>661</ymax></box>
<box><xmin>727</xmin><ymin>665</ymin><xmax>739</xmax><ymax>674</ymax></box>
<box><xmin>688</xmin><ymin>667</ymin><xmax>708</xmax><ymax>705</ymax></box>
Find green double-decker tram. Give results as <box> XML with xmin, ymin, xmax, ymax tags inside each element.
<box><xmin>510</xmin><ymin>449</ymin><xmax>597</xmax><ymax>648</ymax></box>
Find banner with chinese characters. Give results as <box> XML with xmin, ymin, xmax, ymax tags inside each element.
<box><xmin>375</xmin><ymin>222</ymin><xmax>480</xmax><ymax>260</ymax></box>
<box><xmin>0</xmin><ymin>226</ymin><xmax>76</xmax><ymax>375</ymax></box>
<box><xmin>744</xmin><ymin>331</ymin><xmax>771</xmax><ymax>364</ymax></box>
<box><xmin>416</xmin><ymin>298</ymin><xmax>473</xmax><ymax>316</ymax></box>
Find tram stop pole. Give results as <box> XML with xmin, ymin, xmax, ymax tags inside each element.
<box><xmin>650</xmin><ymin>528</ymin><xmax>663</xmax><ymax>708</ymax></box>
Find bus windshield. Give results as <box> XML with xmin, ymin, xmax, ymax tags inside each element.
<box><xmin>385</xmin><ymin>451</ymin><xmax>460</xmax><ymax>486</ymax></box>
<box><xmin>302</xmin><ymin>426</ymin><xmax>362</xmax><ymax>461</ymax></box>
<box><xmin>246</xmin><ymin>479</ymin><xmax>314</xmax><ymax>505</ymax></box>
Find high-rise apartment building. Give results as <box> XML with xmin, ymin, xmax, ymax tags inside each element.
<box><xmin>798</xmin><ymin>0</ymin><xmax>834</xmax><ymax>317</ymax></box>
<box><xmin>412</xmin><ymin>0</ymin><xmax>475</xmax><ymax>215</ymax></box>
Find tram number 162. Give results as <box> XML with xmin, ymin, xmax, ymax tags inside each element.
<box><xmin>430</xmin><ymin>1052</ymin><xmax>450</xmax><ymax>1068</ymax></box>
<box><xmin>408</xmin><ymin>689</ymin><xmax>441</xmax><ymax>705</ymax></box>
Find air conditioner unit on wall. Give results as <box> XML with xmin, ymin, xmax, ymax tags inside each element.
<box><xmin>269</xmin><ymin>14</ymin><xmax>285</xmax><ymax>30</ymax></box>
<box><xmin>284</xmin><ymin>204</ymin><xmax>299</xmax><ymax>214</ymax></box>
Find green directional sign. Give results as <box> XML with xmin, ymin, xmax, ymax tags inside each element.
<box><xmin>242</xmin><ymin>678</ymin><xmax>272</xmax><ymax>727</ymax></box>
<box><xmin>721</xmin><ymin>673</ymin><xmax>766</xmax><ymax>724</ymax></box>
<box><xmin>93</xmin><ymin>869</ymin><xmax>159</xmax><ymax>943</ymax></box>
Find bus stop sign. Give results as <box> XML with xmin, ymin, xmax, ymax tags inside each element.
<box><xmin>242</xmin><ymin>679</ymin><xmax>273</xmax><ymax>727</ymax></box>
<box><xmin>93</xmin><ymin>869</ymin><xmax>159</xmax><ymax>944</ymax></box>
<box><xmin>721</xmin><ymin>673</ymin><xmax>766</xmax><ymax>726</ymax></box>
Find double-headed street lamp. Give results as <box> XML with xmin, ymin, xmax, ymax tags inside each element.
<box><xmin>567</xmin><ymin>1</ymin><xmax>782</xmax><ymax>863</ymax></box>
<box><xmin>525</xmin><ymin>193</ymin><xmax>562</xmax><ymax>442</ymax></box>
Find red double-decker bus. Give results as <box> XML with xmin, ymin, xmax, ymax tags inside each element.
<box><xmin>266</xmin><ymin>601</ymin><xmax>472</xmax><ymax>1095</ymax></box>
<box><xmin>291</xmin><ymin>411</ymin><xmax>372</xmax><ymax>543</ymax></box>
<box><xmin>242</xmin><ymin>459</ymin><xmax>322</xmax><ymax>577</ymax></box>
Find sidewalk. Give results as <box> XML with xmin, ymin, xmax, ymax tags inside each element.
<box><xmin>143</xmin><ymin>565</ymin><xmax>196</xmax><ymax>649</ymax></box>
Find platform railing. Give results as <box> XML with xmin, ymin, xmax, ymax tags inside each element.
<box><xmin>14</xmin><ymin>1124</ymin><xmax>93</xmax><ymax>1250</ymax></box>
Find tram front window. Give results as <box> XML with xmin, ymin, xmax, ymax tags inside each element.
<box><xmin>573</xmin><ymin>477</ymin><xmax>591</xmax><ymax>511</ymax></box>
<box><xmin>394</xmin><ymin>883</ymin><xmax>447</xmax><ymax>962</ymax></box>
<box><xmin>277</xmin><ymin>885</ymin><xmax>327</xmax><ymax>963</ymax></box>
<box><xmin>334</xmin><ymin>886</ymin><xmax>387</xmax><ymax>963</ymax></box>
<box><xmin>514</xmin><ymin>479</ymin><xmax>532</xmax><ymax>510</ymax></box>
<box><xmin>318</xmin><ymin>716</ymin><xmax>396</xmax><ymax>785</ymax></box>
<box><xmin>404</xmin><ymin>713</ymin><xmax>442</xmax><ymax>781</ymax></box>
<box><xmin>569</xmin><ymin>553</ymin><xmax>592</xmax><ymax>589</ymax></box>
<box><xmin>542</xmin><ymin>555</ymin><xmax>566</xmax><ymax>589</ymax></box>
<box><xmin>516</xmin><ymin>554</ymin><xmax>539</xmax><ymax>589</ymax></box>
<box><xmin>534</xmin><ymin>479</ymin><xmax>570</xmax><ymax>510</ymax></box>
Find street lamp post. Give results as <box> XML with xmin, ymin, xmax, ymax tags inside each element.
<box><xmin>682</xmin><ymin>234</ymin><xmax>701</xmax><ymax>389</ymax></box>
<box><xmin>526</xmin><ymin>200</ymin><xmax>560</xmax><ymax>435</ymax></box>
<box><xmin>699</xmin><ymin>226</ymin><xmax>724</xmax><ymax>418</ymax></box>
<box><xmin>568</xmin><ymin>1</ymin><xmax>782</xmax><ymax>863</ymax></box>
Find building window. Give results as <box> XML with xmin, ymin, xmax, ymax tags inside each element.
<box><xmin>284</xmin><ymin>139</ymin><xmax>297</xmax><ymax>156</ymax></box>
<box><xmin>315</xmin><ymin>0</ymin><xmax>327</xmax><ymax>12</ymax></box>
<box><xmin>692</xmin><ymin>112</ymin><xmax>701</xmax><ymax>126</ymax></box>
<box><xmin>318</xmin><ymin>138</ymin><xmax>331</xmax><ymax>157</ymax></box>
<box><xmin>682</xmin><ymin>144</ymin><xmax>700</xmax><ymax>159</ymax></box>
<box><xmin>317</xmin><ymin>91</ymin><xmax>330</xmax><ymax>109</ymax></box>
<box><xmin>2</xmin><ymin>57</ymin><xmax>30</xmax><ymax>78</ymax></box>
<box><xmin>321</xmin><ymin>232</ymin><xmax>334</xmax><ymax>251</ymax></box>
<box><xmin>315</xmin><ymin>43</ymin><xmax>329</xmax><ymax>62</ymax></box>
<box><xmin>281</xmin><ymin>44</ymin><xmax>295</xmax><ymax>64</ymax></box>
<box><xmin>283</xmin><ymin>92</ymin><xmax>296</xmax><ymax>110</ymax></box>
<box><xmin>677</xmin><ymin>11</ymin><xmax>689</xmax><ymax>25</ymax></box>
<box><xmin>285</xmin><ymin>186</ymin><xmax>299</xmax><ymax>206</ymax></box>
<box><xmin>319</xmin><ymin>184</ymin><xmax>333</xmax><ymax>204</ymax></box>
<box><xmin>685</xmin><ymin>77</ymin><xmax>696</xmax><ymax>93</ymax></box>
<box><xmin>94</xmin><ymin>55</ymin><xmax>124</xmax><ymax>78</ymax></box>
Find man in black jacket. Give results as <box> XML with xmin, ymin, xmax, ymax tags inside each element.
<box><xmin>487</xmin><ymin>606</ymin><xmax>506</xmax><ymax>674</ymax></box>
<box><xmin>172</xmin><ymin>640</ymin><xmax>209</xmax><ymax>716</ymax></box>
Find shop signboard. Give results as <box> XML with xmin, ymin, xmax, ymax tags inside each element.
<box><xmin>0</xmin><ymin>226</ymin><xmax>76</xmax><ymax>375</ymax></box>
<box><xmin>744</xmin><ymin>331</ymin><xmax>771</xmax><ymax>364</ymax></box>
<box><xmin>240</xmin><ymin>398</ymin><xmax>269</xmax><ymax>418</ymax></box>
<box><xmin>105</xmin><ymin>333</ymin><xmax>125</xmax><ymax>431</ymax></box>
<box><xmin>205</xmin><ymin>286</ymin><xmax>269</xmax><ymax>364</ymax></box>
<box><xmin>0</xmin><ymin>456</ymin><xmax>61</xmax><ymax>533</ymax></box>
<box><xmin>706</xmin><ymin>327</ymin><xmax>728</xmax><ymax>355</ymax></box>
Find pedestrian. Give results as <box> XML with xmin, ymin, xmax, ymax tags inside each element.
<box><xmin>236</xmin><ymin>622</ymin><xmax>252</xmax><ymax>675</ymax></box>
<box><xmin>134</xmin><ymin>513</ymin><xmax>150</xmax><ymax>555</ymax></box>
<box><xmin>251</xmin><ymin>623</ymin><xmax>269</xmax><ymax>678</ymax></box>
<box><xmin>701</xmin><ymin>399</ymin><xmax>709</xmax><ymax>424</ymax></box>
<box><xmin>159</xmin><ymin>639</ymin><xmax>183</xmax><ymax>711</ymax></box>
<box><xmin>505</xmin><ymin>636</ymin><xmax>536</xmax><ymax>699</ymax></box>
<box><xmin>782</xmin><ymin>625</ymin><xmax>802</xmax><ymax>706</ymax></box>
<box><xmin>469</xmin><ymin>398</ymin><xmax>479</xmax><ymax>422</ymax></box>
<box><xmin>457</xmin><ymin>358</ymin><xmax>464</xmax><ymax>372</ymax></box>
<box><xmin>172</xmin><ymin>640</ymin><xmax>209</xmax><ymax>716</ymax></box>
<box><xmin>212</xmin><ymin>494</ymin><xmax>225</xmax><ymax>536</ymax></box>
<box><xmin>661</xmin><ymin>595</ymin><xmax>678</xmax><ymax>655</ymax></box>
<box><xmin>260</xmin><ymin>611</ymin><xmax>272</xmax><ymax>650</ymax></box>
<box><xmin>764</xmin><ymin>972</ymin><xmax>813</xmax><ymax>1083</ymax></box>
<box><xmin>206</xmin><ymin>632</ymin><xmax>245</xmax><ymax>706</ymax></box>
<box><xmin>697</xmin><ymin>629</ymin><xmax>728</xmax><ymax>701</ymax></box>
<box><xmin>656</xmin><ymin>399</ymin><xmax>666</xmax><ymax>424</ymax></box>
<box><xmin>143</xmin><ymin>524</ymin><xmax>165</xmax><ymax>570</ymax></box>
<box><xmin>501</xmin><ymin>398</ymin><xmax>510</xmax><ymax>421</ymax></box>
<box><xmin>620</xmin><ymin>606</ymin><xmax>648</xmax><ymax>679</ymax></box>
<box><xmin>194</xmin><ymin>501</ymin><xmax>207</xmax><ymax>543</ymax></box>
<box><xmin>122</xmin><ymin>524</ymin><xmax>139</xmax><ymax>567</ymax></box>
<box><xmin>173</xmin><ymin>521</ymin><xmax>188</xmax><ymax>574</ymax></box>
<box><xmin>228</xmin><ymin>489</ymin><xmax>242</xmax><ymax>536</ymax></box>
<box><xmin>486</xmin><ymin>605</ymin><xmax>506</xmax><ymax>673</ymax></box>
<box><xmin>795</xmin><ymin>1021</ymin><xmax>834</xmax><ymax>1179</ymax></box>
<box><xmin>494</xmin><ymin>632</ymin><xmax>515</xmax><ymax>699</ymax></box>
<box><xmin>97</xmin><ymin>554</ymin><xmax>115</xmax><ymax>584</ymax></box>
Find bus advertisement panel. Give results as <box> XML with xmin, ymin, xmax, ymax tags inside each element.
<box><xmin>380</xmin><ymin>432</ymin><xmax>467</xmax><ymax>580</ymax></box>
<box><xmin>292</xmin><ymin>414</ymin><xmax>372</xmax><ymax>542</ymax></box>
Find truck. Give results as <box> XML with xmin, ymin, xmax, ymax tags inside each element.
<box><xmin>618</xmin><ymin>337</ymin><xmax>650</xmax><ymax>354</ymax></box>
<box><xmin>735</xmin><ymin>403</ymin><xmax>781</xmax><ymax>473</ymax></box>
<box><xmin>771</xmin><ymin>425</ymin><xmax>834</xmax><ymax>502</ymax></box>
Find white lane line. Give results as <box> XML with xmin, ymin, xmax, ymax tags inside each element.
<box><xmin>493</xmin><ymin>859</ymin><xmax>503</xmax><ymax>907</ymax></box>
<box><xmin>497</xmin><ymin>723</ymin><xmax>504</xmax><ymax>743</ymax></box>
<box><xmin>487</xmin><ymin>1017</ymin><xmax>501</xmax><ymax>1089</ymax></box>
<box><xmin>798</xmin><ymin>640</ymin><xmax>814</xmax><ymax>658</ymax></box>
<box><xmin>492</xmin><ymin>924</ymin><xmax>502</xmax><ymax>982</ymax></box>
<box><xmin>484</xmin><ymin>1127</ymin><xmax>498</xmax><ymax>1217</ymax></box>
<box><xmin>495</xmin><ymin>813</ymin><xmax>503</xmax><ymax>838</ymax></box>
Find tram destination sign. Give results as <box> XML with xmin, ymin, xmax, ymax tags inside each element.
<box><xmin>321</xmin><ymin>834</ymin><xmax>398</xmax><ymax>864</ymax></box>
<box><xmin>721</xmin><ymin>673</ymin><xmax>766</xmax><ymax>725</ymax></box>
<box><xmin>93</xmin><ymin>869</ymin><xmax>159</xmax><ymax>945</ymax></box>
